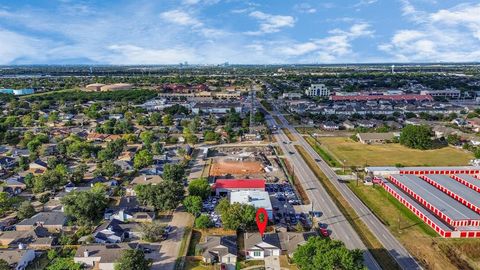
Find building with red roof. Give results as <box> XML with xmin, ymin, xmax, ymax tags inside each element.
<box><xmin>212</xmin><ymin>179</ymin><xmax>266</xmax><ymax>196</ymax></box>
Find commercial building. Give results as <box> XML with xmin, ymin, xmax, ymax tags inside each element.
<box><xmin>100</xmin><ymin>83</ymin><xmax>133</xmax><ymax>91</ymax></box>
<box><xmin>366</xmin><ymin>166</ymin><xmax>480</xmax><ymax>177</ymax></box>
<box><xmin>305</xmin><ymin>84</ymin><xmax>330</xmax><ymax>97</ymax></box>
<box><xmin>0</xmin><ymin>88</ymin><xmax>34</xmax><ymax>95</ymax></box>
<box><xmin>85</xmin><ymin>83</ymin><xmax>106</xmax><ymax>91</ymax></box>
<box><xmin>213</xmin><ymin>179</ymin><xmax>265</xmax><ymax>196</ymax></box>
<box><xmin>282</xmin><ymin>92</ymin><xmax>302</xmax><ymax>99</ymax></box>
<box><xmin>420</xmin><ymin>89</ymin><xmax>461</xmax><ymax>99</ymax></box>
<box><xmin>388</xmin><ymin>174</ymin><xmax>480</xmax><ymax>228</ymax></box>
<box><xmin>420</xmin><ymin>174</ymin><xmax>480</xmax><ymax>214</ymax></box>
<box><xmin>229</xmin><ymin>190</ymin><xmax>273</xmax><ymax>219</ymax></box>
<box><xmin>370</xmin><ymin>166</ymin><xmax>480</xmax><ymax>238</ymax></box>
<box><xmin>191</xmin><ymin>102</ymin><xmax>242</xmax><ymax>114</ymax></box>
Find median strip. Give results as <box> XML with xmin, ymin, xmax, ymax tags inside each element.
<box><xmin>294</xmin><ymin>145</ymin><xmax>400</xmax><ymax>270</ymax></box>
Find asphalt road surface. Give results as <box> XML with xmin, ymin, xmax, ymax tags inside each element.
<box><xmin>270</xmin><ymin>107</ymin><xmax>422</xmax><ymax>270</ymax></box>
<box><xmin>265</xmin><ymin>115</ymin><xmax>381</xmax><ymax>270</ymax></box>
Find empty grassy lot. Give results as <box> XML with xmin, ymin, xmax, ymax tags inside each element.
<box><xmin>348</xmin><ymin>183</ymin><xmax>480</xmax><ymax>270</ymax></box>
<box><xmin>317</xmin><ymin>137</ymin><xmax>473</xmax><ymax>167</ymax></box>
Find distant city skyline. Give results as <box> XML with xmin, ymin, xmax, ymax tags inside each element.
<box><xmin>0</xmin><ymin>0</ymin><xmax>479</xmax><ymax>65</ymax></box>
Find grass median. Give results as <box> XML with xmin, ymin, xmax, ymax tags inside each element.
<box><xmin>304</xmin><ymin>136</ymin><xmax>341</xmax><ymax>167</ymax></box>
<box><xmin>282</xmin><ymin>128</ymin><xmax>297</xmax><ymax>141</ymax></box>
<box><xmin>294</xmin><ymin>145</ymin><xmax>400</xmax><ymax>270</ymax></box>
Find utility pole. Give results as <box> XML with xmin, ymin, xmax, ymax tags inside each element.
<box><xmin>249</xmin><ymin>89</ymin><xmax>256</xmax><ymax>135</ymax></box>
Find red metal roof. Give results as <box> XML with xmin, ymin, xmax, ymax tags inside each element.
<box><xmin>212</xmin><ymin>179</ymin><xmax>266</xmax><ymax>190</ymax></box>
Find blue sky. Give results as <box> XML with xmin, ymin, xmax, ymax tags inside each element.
<box><xmin>0</xmin><ymin>0</ymin><xmax>479</xmax><ymax>64</ymax></box>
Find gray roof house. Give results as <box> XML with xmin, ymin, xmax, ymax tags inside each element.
<box><xmin>0</xmin><ymin>249</ymin><xmax>36</xmax><ymax>270</ymax></box>
<box><xmin>74</xmin><ymin>243</ymin><xmax>137</xmax><ymax>270</ymax></box>
<box><xmin>15</xmin><ymin>211</ymin><xmax>67</xmax><ymax>232</ymax></box>
<box><xmin>198</xmin><ymin>235</ymin><xmax>237</xmax><ymax>265</ymax></box>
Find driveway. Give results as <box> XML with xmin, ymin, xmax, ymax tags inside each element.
<box><xmin>264</xmin><ymin>256</ymin><xmax>281</xmax><ymax>270</ymax></box>
<box><xmin>147</xmin><ymin>211</ymin><xmax>194</xmax><ymax>270</ymax></box>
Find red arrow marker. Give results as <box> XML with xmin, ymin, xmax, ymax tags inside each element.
<box><xmin>256</xmin><ymin>208</ymin><xmax>268</xmax><ymax>237</ymax></box>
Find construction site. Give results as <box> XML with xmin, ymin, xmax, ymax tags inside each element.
<box><xmin>207</xmin><ymin>146</ymin><xmax>287</xmax><ymax>182</ymax></box>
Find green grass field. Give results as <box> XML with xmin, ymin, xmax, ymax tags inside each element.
<box><xmin>317</xmin><ymin>137</ymin><xmax>473</xmax><ymax>167</ymax></box>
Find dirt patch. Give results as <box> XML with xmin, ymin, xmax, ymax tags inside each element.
<box><xmin>210</xmin><ymin>160</ymin><xmax>264</xmax><ymax>176</ymax></box>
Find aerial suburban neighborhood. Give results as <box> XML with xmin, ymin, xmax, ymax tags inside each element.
<box><xmin>1</xmin><ymin>1</ymin><xmax>480</xmax><ymax>270</ymax></box>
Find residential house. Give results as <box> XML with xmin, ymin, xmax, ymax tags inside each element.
<box><xmin>342</xmin><ymin>120</ymin><xmax>355</xmax><ymax>130</ymax></box>
<box><xmin>104</xmin><ymin>197</ymin><xmax>155</xmax><ymax>223</ymax></box>
<box><xmin>1</xmin><ymin>175</ymin><xmax>26</xmax><ymax>195</ymax></box>
<box><xmin>28</xmin><ymin>159</ymin><xmax>48</xmax><ymax>175</ymax></box>
<box><xmin>321</xmin><ymin>121</ymin><xmax>339</xmax><ymax>131</ymax></box>
<box><xmin>93</xmin><ymin>219</ymin><xmax>139</xmax><ymax>244</ymax></box>
<box><xmin>0</xmin><ymin>156</ymin><xmax>16</xmax><ymax>170</ymax></box>
<box><xmin>0</xmin><ymin>227</ymin><xmax>54</xmax><ymax>249</ymax></box>
<box><xmin>244</xmin><ymin>233</ymin><xmax>281</xmax><ymax>260</ymax></box>
<box><xmin>130</xmin><ymin>174</ymin><xmax>163</xmax><ymax>186</ymax></box>
<box><xmin>356</xmin><ymin>133</ymin><xmax>397</xmax><ymax>144</ymax></box>
<box><xmin>0</xmin><ymin>249</ymin><xmax>36</xmax><ymax>270</ymax></box>
<box><xmin>74</xmin><ymin>243</ymin><xmax>138</xmax><ymax>270</ymax></box>
<box><xmin>467</xmin><ymin>118</ymin><xmax>480</xmax><ymax>132</ymax></box>
<box><xmin>276</xmin><ymin>232</ymin><xmax>318</xmax><ymax>256</ymax></box>
<box><xmin>15</xmin><ymin>211</ymin><xmax>67</xmax><ymax>232</ymax></box>
<box><xmin>198</xmin><ymin>235</ymin><xmax>237</xmax><ymax>265</ymax></box>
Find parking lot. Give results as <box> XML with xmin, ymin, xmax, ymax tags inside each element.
<box><xmin>202</xmin><ymin>195</ymin><xmax>222</xmax><ymax>227</ymax></box>
<box><xmin>267</xmin><ymin>182</ymin><xmax>313</xmax><ymax>230</ymax></box>
<box><xmin>202</xmin><ymin>181</ymin><xmax>314</xmax><ymax>231</ymax></box>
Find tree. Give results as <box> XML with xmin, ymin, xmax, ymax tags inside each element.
<box><xmin>0</xmin><ymin>259</ymin><xmax>10</xmax><ymax>270</ymax></box>
<box><xmin>152</xmin><ymin>142</ymin><xmax>164</xmax><ymax>155</ymax></box>
<box><xmin>70</xmin><ymin>163</ymin><xmax>88</xmax><ymax>184</ymax></box>
<box><xmin>195</xmin><ymin>214</ymin><xmax>213</xmax><ymax>229</ymax></box>
<box><xmin>138</xmin><ymin>222</ymin><xmax>166</xmax><ymax>242</ymax></box>
<box><xmin>215</xmin><ymin>198</ymin><xmax>256</xmax><ymax>230</ymax></box>
<box><xmin>115</xmin><ymin>249</ymin><xmax>151</xmax><ymax>270</ymax></box>
<box><xmin>293</xmin><ymin>237</ymin><xmax>364</xmax><ymax>270</ymax></box>
<box><xmin>162</xmin><ymin>114</ymin><xmax>173</xmax><ymax>126</ymax></box>
<box><xmin>399</xmin><ymin>125</ymin><xmax>433</xmax><ymax>150</ymax></box>
<box><xmin>135</xmin><ymin>182</ymin><xmax>184</xmax><ymax>211</ymax></box>
<box><xmin>95</xmin><ymin>161</ymin><xmax>121</xmax><ymax>178</ymax></box>
<box><xmin>61</xmin><ymin>189</ymin><xmax>108</xmax><ymax>225</ymax></box>
<box><xmin>163</xmin><ymin>164</ymin><xmax>185</xmax><ymax>182</ymax></box>
<box><xmin>203</xmin><ymin>131</ymin><xmax>220</xmax><ymax>142</ymax></box>
<box><xmin>134</xmin><ymin>149</ymin><xmax>153</xmax><ymax>169</ymax></box>
<box><xmin>446</xmin><ymin>134</ymin><xmax>461</xmax><ymax>146</ymax></box>
<box><xmin>188</xmin><ymin>178</ymin><xmax>211</xmax><ymax>199</ymax></box>
<box><xmin>183</xmin><ymin>196</ymin><xmax>202</xmax><ymax>216</ymax></box>
<box><xmin>17</xmin><ymin>201</ymin><xmax>36</xmax><ymax>220</ymax></box>
<box><xmin>140</xmin><ymin>131</ymin><xmax>155</xmax><ymax>146</ymax></box>
<box><xmin>46</xmin><ymin>258</ymin><xmax>82</xmax><ymax>270</ymax></box>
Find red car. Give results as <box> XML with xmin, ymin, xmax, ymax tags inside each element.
<box><xmin>320</xmin><ymin>228</ymin><xmax>329</xmax><ymax>237</ymax></box>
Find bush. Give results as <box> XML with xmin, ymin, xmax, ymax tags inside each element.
<box><xmin>195</xmin><ymin>215</ymin><xmax>212</xmax><ymax>229</ymax></box>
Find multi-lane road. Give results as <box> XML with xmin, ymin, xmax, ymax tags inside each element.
<box><xmin>265</xmin><ymin>114</ymin><xmax>381</xmax><ymax>270</ymax></box>
<box><xmin>268</xmin><ymin>106</ymin><xmax>422</xmax><ymax>270</ymax></box>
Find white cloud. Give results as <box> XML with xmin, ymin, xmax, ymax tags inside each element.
<box><xmin>160</xmin><ymin>10</ymin><xmax>203</xmax><ymax>27</ymax></box>
<box><xmin>294</xmin><ymin>3</ymin><xmax>317</xmax><ymax>14</ymax></box>
<box><xmin>0</xmin><ymin>29</ymin><xmax>49</xmax><ymax>64</ymax></box>
<box><xmin>106</xmin><ymin>44</ymin><xmax>196</xmax><ymax>64</ymax></box>
<box><xmin>354</xmin><ymin>0</ymin><xmax>378</xmax><ymax>8</ymax></box>
<box><xmin>274</xmin><ymin>23</ymin><xmax>374</xmax><ymax>62</ymax></box>
<box><xmin>380</xmin><ymin>3</ymin><xmax>480</xmax><ymax>62</ymax></box>
<box><xmin>245</xmin><ymin>11</ymin><xmax>295</xmax><ymax>35</ymax></box>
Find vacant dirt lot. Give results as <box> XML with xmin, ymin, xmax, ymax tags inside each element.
<box><xmin>209</xmin><ymin>159</ymin><xmax>264</xmax><ymax>176</ymax></box>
